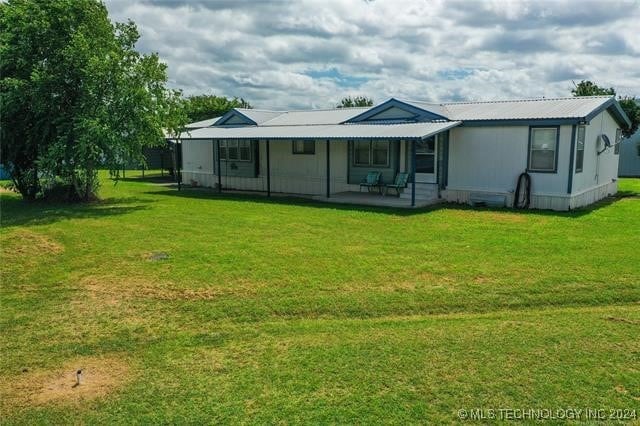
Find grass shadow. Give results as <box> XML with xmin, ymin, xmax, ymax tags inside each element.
<box><xmin>144</xmin><ymin>186</ymin><xmax>430</xmax><ymax>216</ymax></box>
<box><xmin>114</xmin><ymin>175</ymin><xmax>176</xmax><ymax>184</ymax></box>
<box><xmin>0</xmin><ymin>194</ymin><xmax>154</xmax><ymax>228</ymax></box>
<box><xmin>144</xmin><ymin>185</ymin><xmax>631</xmax><ymax>218</ymax></box>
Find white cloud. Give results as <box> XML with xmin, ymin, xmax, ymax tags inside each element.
<box><xmin>105</xmin><ymin>0</ymin><xmax>640</xmax><ymax>109</ymax></box>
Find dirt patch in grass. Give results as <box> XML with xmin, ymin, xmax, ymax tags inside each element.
<box><xmin>0</xmin><ymin>355</ymin><xmax>131</xmax><ymax>411</ymax></box>
<box><xmin>142</xmin><ymin>251</ymin><xmax>170</xmax><ymax>261</ymax></box>
<box><xmin>79</xmin><ymin>275</ymin><xmax>262</xmax><ymax>303</ymax></box>
<box><xmin>484</xmin><ymin>212</ymin><xmax>528</xmax><ymax>223</ymax></box>
<box><xmin>605</xmin><ymin>316</ymin><xmax>640</xmax><ymax>325</ymax></box>
<box><xmin>364</xmin><ymin>271</ymin><xmax>456</xmax><ymax>293</ymax></box>
<box><xmin>473</xmin><ymin>275</ymin><xmax>499</xmax><ymax>285</ymax></box>
<box><xmin>1</xmin><ymin>229</ymin><xmax>64</xmax><ymax>259</ymax></box>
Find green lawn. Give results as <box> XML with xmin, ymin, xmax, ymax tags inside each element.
<box><xmin>1</xmin><ymin>173</ymin><xmax>639</xmax><ymax>424</ymax></box>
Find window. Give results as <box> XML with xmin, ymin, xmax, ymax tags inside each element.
<box><xmin>529</xmin><ymin>127</ymin><xmax>558</xmax><ymax>172</ymax></box>
<box><xmin>354</xmin><ymin>141</ymin><xmax>370</xmax><ymax>166</ymax></box>
<box><xmin>614</xmin><ymin>128</ymin><xmax>621</xmax><ymax>155</ymax></box>
<box><xmin>240</xmin><ymin>140</ymin><xmax>252</xmax><ymax>160</ymax></box>
<box><xmin>575</xmin><ymin>126</ymin><xmax>585</xmax><ymax>173</ymax></box>
<box><xmin>372</xmin><ymin>141</ymin><xmax>389</xmax><ymax>166</ymax></box>
<box><xmin>292</xmin><ymin>139</ymin><xmax>315</xmax><ymax>155</ymax></box>
<box><xmin>352</xmin><ymin>140</ymin><xmax>390</xmax><ymax>167</ymax></box>
<box><xmin>415</xmin><ymin>137</ymin><xmax>435</xmax><ymax>174</ymax></box>
<box><xmin>219</xmin><ymin>140</ymin><xmax>251</xmax><ymax>161</ymax></box>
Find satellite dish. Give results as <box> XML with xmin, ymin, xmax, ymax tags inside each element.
<box><xmin>596</xmin><ymin>134</ymin><xmax>612</xmax><ymax>155</ymax></box>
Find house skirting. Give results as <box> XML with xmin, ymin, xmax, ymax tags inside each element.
<box><xmin>183</xmin><ymin>171</ymin><xmax>617</xmax><ymax>211</ymax></box>
<box><xmin>442</xmin><ymin>180</ymin><xmax>617</xmax><ymax>211</ymax></box>
<box><xmin>568</xmin><ymin>180</ymin><xmax>617</xmax><ymax>210</ymax></box>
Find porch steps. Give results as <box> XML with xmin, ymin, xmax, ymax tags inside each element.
<box><xmin>398</xmin><ymin>183</ymin><xmax>439</xmax><ymax>201</ymax></box>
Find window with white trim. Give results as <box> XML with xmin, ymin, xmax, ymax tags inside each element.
<box><xmin>529</xmin><ymin>127</ymin><xmax>558</xmax><ymax>172</ymax></box>
<box><xmin>614</xmin><ymin>128</ymin><xmax>621</xmax><ymax>155</ymax></box>
<box><xmin>371</xmin><ymin>141</ymin><xmax>389</xmax><ymax>166</ymax></box>
<box><xmin>415</xmin><ymin>137</ymin><xmax>436</xmax><ymax>174</ymax></box>
<box><xmin>575</xmin><ymin>126</ymin><xmax>585</xmax><ymax>173</ymax></box>
<box><xmin>352</xmin><ymin>140</ymin><xmax>389</xmax><ymax>167</ymax></box>
<box><xmin>292</xmin><ymin>139</ymin><xmax>315</xmax><ymax>155</ymax></box>
<box><xmin>220</xmin><ymin>140</ymin><xmax>251</xmax><ymax>161</ymax></box>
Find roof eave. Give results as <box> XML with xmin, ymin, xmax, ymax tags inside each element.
<box><xmin>459</xmin><ymin>118</ymin><xmax>581</xmax><ymax>127</ymax></box>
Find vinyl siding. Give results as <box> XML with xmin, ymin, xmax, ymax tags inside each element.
<box><xmin>182</xmin><ymin>139</ymin><xmax>213</xmax><ymax>174</ymax></box>
<box><xmin>571</xmin><ymin>110</ymin><xmax>620</xmax><ymax>194</ymax></box>
<box><xmin>182</xmin><ymin>139</ymin><xmax>357</xmax><ymax>195</ymax></box>
<box><xmin>446</xmin><ymin>125</ymin><xmax>572</xmax><ymax>195</ymax></box>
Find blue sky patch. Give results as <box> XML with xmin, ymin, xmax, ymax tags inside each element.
<box><xmin>304</xmin><ymin>67</ymin><xmax>369</xmax><ymax>88</ymax></box>
<box><xmin>437</xmin><ymin>68</ymin><xmax>475</xmax><ymax>80</ymax></box>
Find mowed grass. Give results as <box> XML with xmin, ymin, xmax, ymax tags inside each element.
<box><xmin>1</xmin><ymin>172</ymin><xmax>639</xmax><ymax>424</ymax></box>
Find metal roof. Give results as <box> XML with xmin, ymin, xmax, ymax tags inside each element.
<box><xmin>393</xmin><ymin>100</ymin><xmax>450</xmax><ymax>118</ymax></box>
<box><xmin>176</xmin><ymin>96</ymin><xmax>630</xmax><ymax>139</ymax></box>
<box><xmin>184</xmin><ymin>117</ymin><xmax>221</xmax><ymax>129</ymax></box>
<box><xmin>232</xmin><ymin>108</ymin><xmax>284</xmax><ymax>124</ymax></box>
<box><xmin>403</xmin><ymin>96</ymin><xmax>618</xmax><ymax>122</ymax></box>
<box><xmin>259</xmin><ymin>107</ymin><xmax>370</xmax><ymax>126</ymax></box>
<box><xmin>181</xmin><ymin>121</ymin><xmax>461</xmax><ymax>140</ymax></box>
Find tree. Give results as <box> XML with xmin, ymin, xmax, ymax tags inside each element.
<box><xmin>571</xmin><ymin>80</ymin><xmax>639</xmax><ymax>137</ymax></box>
<box><xmin>0</xmin><ymin>0</ymin><xmax>186</xmax><ymax>201</ymax></box>
<box><xmin>571</xmin><ymin>80</ymin><xmax>615</xmax><ymax>97</ymax></box>
<box><xmin>183</xmin><ymin>95</ymin><xmax>251</xmax><ymax>123</ymax></box>
<box><xmin>336</xmin><ymin>96</ymin><xmax>374</xmax><ymax>108</ymax></box>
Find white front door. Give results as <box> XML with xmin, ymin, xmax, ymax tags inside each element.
<box><xmin>414</xmin><ymin>135</ymin><xmax>437</xmax><ymax>183</ymax></box>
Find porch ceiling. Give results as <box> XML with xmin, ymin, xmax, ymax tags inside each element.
<box><xmin>180</xmin><ymin>121</ymin><xmax>461</xmax><ymax>141</ymax></box>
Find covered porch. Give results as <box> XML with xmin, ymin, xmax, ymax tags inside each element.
<box><xmin>178</xmin><ymin>121</ymin><xmax>460</xmax><ymax>208</ymax></box>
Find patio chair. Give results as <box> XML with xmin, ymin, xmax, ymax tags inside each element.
<box><xmin>359</xmin><ymin>171</ymin><xmax>382</xmax><ymax>193</ymax></box>
<box><xmin>384</xmin><ymin>172</ymin><xmax>409</xmax><ymax>196</ymax></box>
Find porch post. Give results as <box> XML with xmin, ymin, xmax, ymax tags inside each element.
<box><xmin>266</xmin><ymin>139</ymin><xmax>271</xmax><ymax>197</ymax></box>
<box><xmin>411</xmin><ymin>139</ymin><xmax>416</xmax><ymax>207</ymax></box>
<box><xmin>326</xmin><ymin>139</ymin><xmax>331</xmax><ymax>198</ymax></box>
<box><xmin>216</xmin><ymin>139</ymin><xmax>222</xmax><ymax>193</ymax></box>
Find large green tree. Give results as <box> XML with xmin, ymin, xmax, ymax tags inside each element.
<box><xmin>336</xmin><ymin>96</ymin><xmax>374</xmax><ymax>108</ymax></box>
<box><xmin>0</xmin><ymin>0</ymin><xmax>185</xmax><ymax>201</ymax></box>
<box><xmin>571</xmin><ymin>80</ymin><xmax>639</xmax><ymax>137</ymax></box>
<box><xmin>184</xmin><ymin>95</ymin><xmax>251</xmax><ymax>123</ymax></box>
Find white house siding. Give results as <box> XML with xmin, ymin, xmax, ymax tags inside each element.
<box><xmin>181</xmin><ymin>139</ymin><xmax>215</xmax><ymax>186</ymax></box>
<box><xmin>443</xmin><ymin>125</ymin><xmax>573</xmax><ymax>210</ymax></box>
<box><xmin>446</xmin><ymin>126</ymin><xmax>528</xmax><ymax>193</ymax></box>
<box><xmin>569</xmin><ymin>110</ymin><xmax>620</xmax><ymax>208</ymax></box>
<box><xmin>181</xmin><ymin>139</ymin><xmax>358</xmax><ymax>195</ymax></box>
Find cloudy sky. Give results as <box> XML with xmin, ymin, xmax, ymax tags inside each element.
<box><xmin>104</xmin><ymin>0</ymin><xmax>640</xmax><ymax>110</ymax></box>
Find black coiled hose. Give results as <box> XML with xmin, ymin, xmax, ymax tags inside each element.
<box><xmin>513</xmin><ymin>172</ymin><xmax>531</xmax><ymax>209</ymax></box>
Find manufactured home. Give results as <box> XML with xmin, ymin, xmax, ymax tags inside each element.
<box><xmin>177</xmin><ymin>96</ymin><xmax>630</xmax><ymax>210</ymax></box>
